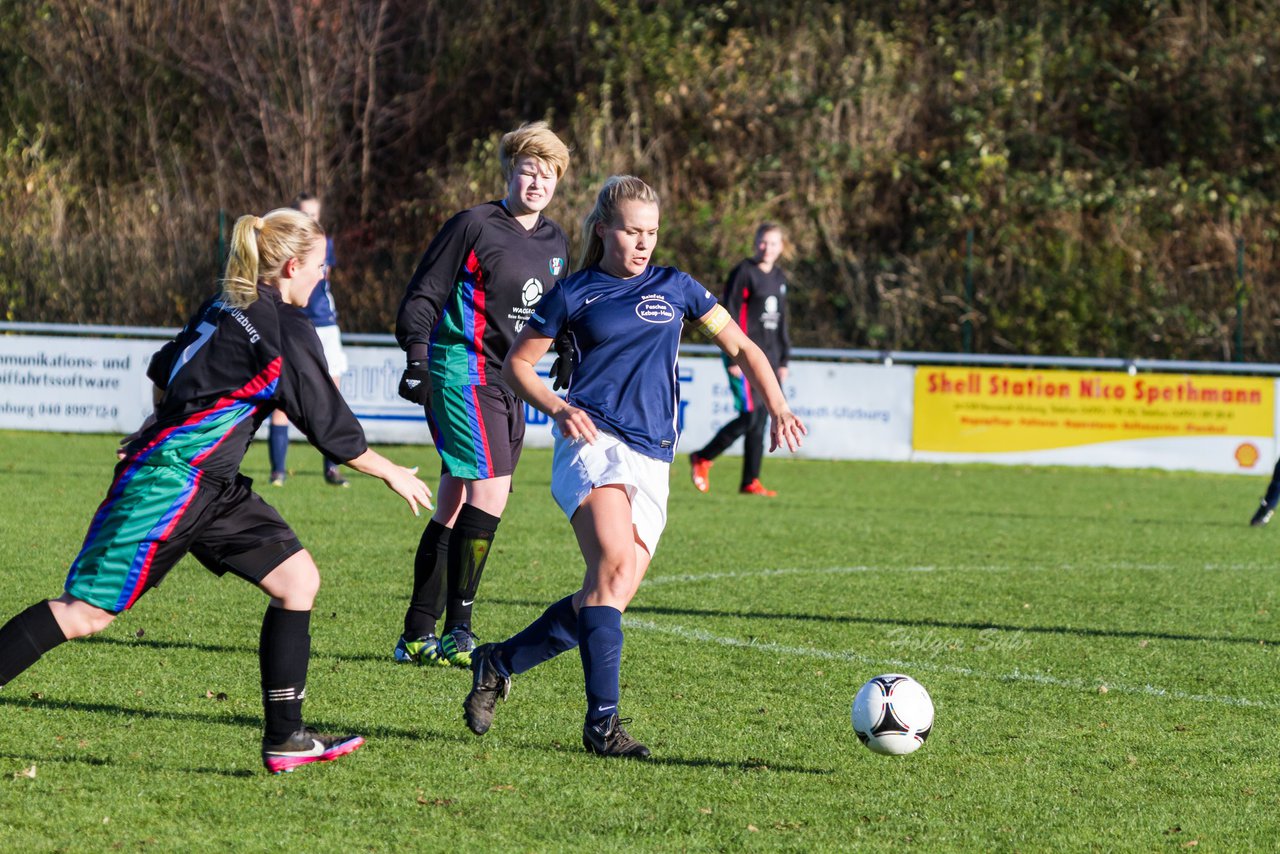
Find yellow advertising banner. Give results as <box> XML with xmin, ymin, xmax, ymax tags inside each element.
<box><xmin>914</xmin><ymin>367</ymin><xmax>1273</xmax><ymax>467</ymax></box>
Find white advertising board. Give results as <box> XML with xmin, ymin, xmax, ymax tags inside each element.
<box><xmin>0</xmin><ymin>335</ymin><xmax>155</xmax><ymax>434</ymax></box>
<box><xmin>5</xmin><ymin>329</ymin><xmax>1266</xmax><ymax>476</ymax></box>
<box><xmin>675</xmin><ymin>359</ymin><xmax>915</xmax><ymax>462</ymax></box>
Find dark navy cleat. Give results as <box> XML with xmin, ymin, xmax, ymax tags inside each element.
<box><xmin>583</xmin><ymin>715</ymin><xmax>651</xmax><ymax>759</ymax></box>
<box><xmin>1251</xmin><ymin>501</ymin><xmax>1275</xmax><ymax>527</ymax></box>
<box><xmin>463</xmin><ymin>644</ymin><xmax>510</xmax><ymax>735</ymax></box>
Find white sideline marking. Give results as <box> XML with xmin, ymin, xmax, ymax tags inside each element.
<box><xmin>642</xmin><ymin>565</ymin><xmax>936</xmax><ymax>587</ymax></box>
<box><xmin>643</xmin><ymin>561</ymin><xmax>1272</xmax><ymax>589</ymax></box>
<box><xmin>623</xmin><ymin>617</ymin><xmax>1279</xmax><ymax>710</ymax></box>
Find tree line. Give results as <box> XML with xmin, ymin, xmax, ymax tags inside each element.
<box><xmin>2</xmin><ymin>0</ymin><xmax>1278</xmax><ymax>361</ymax></box>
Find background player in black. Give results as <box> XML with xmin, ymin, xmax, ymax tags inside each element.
<box><xmin>0</xmin><ymin>209</ymin><xmax>432</xmax><ymax>774</ymax></box>
<box><xmin>1249</xmin><ymin>462</ymin><xmax>1280</xmax><ymax>526</ymax></box>
<box><xmin>690</xmin><ymin>223</ymin><xmax>792</xmax><ymax>496</ymax></box>
<box><xmin>393</xmin><ymin>122</ymin><xmax>571</xmax><ymax>667</ymax></box>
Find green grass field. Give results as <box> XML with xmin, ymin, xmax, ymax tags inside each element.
<box><xmin>1</xmin><ymin>431</ymin><xmax>1278</xmax><ymax>851</ymax></box>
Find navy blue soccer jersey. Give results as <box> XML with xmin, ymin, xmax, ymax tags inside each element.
<box><xmin>528</xmin><ymin>265</ymin><xmax>718</xmax><ymax>461</ymax></box>
<box><xmin>302</xmin><ymin>237</ymin><xmax>339</xmax><ymax>328</ymax></box>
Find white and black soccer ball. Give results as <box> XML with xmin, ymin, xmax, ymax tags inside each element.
<box><xmin>851</xmin><ymin>674</ymin><xmax>934</xmax><ymax>755</ymax></box>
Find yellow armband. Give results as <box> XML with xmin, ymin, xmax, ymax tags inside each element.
<box><xmin>697</xmin><ymin>304</ymin><xmax>731</xmax><ymax>338</ymax></box>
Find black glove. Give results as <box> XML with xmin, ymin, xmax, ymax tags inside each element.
<box><xmin>550</xmin><ymin>330</ymin><xmax>575</xmax><ymax>391</ymax></box>
<box><xmin>398</xmin><ymin>360</ymin><xmax>432</xmax><ymax>405</ymax></box>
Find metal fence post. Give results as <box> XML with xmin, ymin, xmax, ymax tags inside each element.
<box><xmin>1235</xmin><ymin>235</ymin><xmax>1245</xmax><ymax>362</ymax></box>
<box><xmin>218</xmin><ymin>209</ymin><xmax>227</xmax><ymax>270</ymax></box>
<box><xmin>963</xmin><ymin>226</ymin><xmax>974</xmax><ymax>354</ymax></box>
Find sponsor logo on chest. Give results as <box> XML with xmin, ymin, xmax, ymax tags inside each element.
<box><xmin>635</xmin><ymin>294</ymin><xmax>676</xmax><ymax>324</ymax></box>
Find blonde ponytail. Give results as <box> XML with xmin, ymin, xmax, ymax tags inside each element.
<box><xmin>221</xmin><ymin>216</ymin><xmax>262</xmax><ymax>308</ymax></box>
<box><xmin>578</xmin><ymin>175</ymin><xmax>660</xmax><ymax>271</ymax></box>
<box><xmin>220</xmin><ymin>208</ymin><xmax>324</xmax><ymax>308</ymax></box>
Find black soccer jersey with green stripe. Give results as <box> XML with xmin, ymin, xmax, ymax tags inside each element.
<box><xmin>131</xmin><ymin>286</ymin><xmax>367</xmax><ymax>482</ymax></box>
<box><xmin>723</xmin><ymin>260</ymin><xmax>791</xmax><ymax>369</ymax></box>
<box><xmin>395</xmin><ymin>201</ymin><xmax>570</xmax><ymax>390</ymax></box>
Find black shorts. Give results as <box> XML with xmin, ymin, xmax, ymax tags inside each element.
<box><xmin>425</xmin><ymin>383</ymin><xmax>526</xmax><ymax>480</ymax></box>
<box><xmin>65</xmin><ymin>466</ymin><xmax>302</xmax><ymax>612</ymax></box>
<box><xmin>189</xmin><ymin>475</ymin><xmax>304</xmax><ymax>583</ymax></box>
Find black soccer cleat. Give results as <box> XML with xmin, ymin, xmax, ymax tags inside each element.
<box><xmin>582</xmin><ymin>715</ymin><xmax>651</xmax><ymax>759</ymax></box>
<box><xmin>261</xmin><ymin>727</ymin><xmax>364</xmax><ymax>774</ymax></box>
<box><xmin>1251</xmin><ymin>501</ymin><xmax>1275</xmax><ymax>527</ymax></box>
<box><xmin>463</xmin><ymin>643</ymin><xmax>510</xmax><ymax>735</ymax></box>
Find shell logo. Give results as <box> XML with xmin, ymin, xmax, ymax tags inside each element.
<box><xmin>1236</xmin><ymin>442</ymin><xmax>1261</xmax><ymax>469</ymax></box>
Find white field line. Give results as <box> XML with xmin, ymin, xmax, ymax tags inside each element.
<box><xmin>642</xmin><ymin>562</ymin><xmax>1271</xmax><ymax>588</ymax></box>
<box><xmin>641</xmin><ymin>565</ymin><xmax>936</xmax><ymax>587</ymax></box>
<box><xmin>623</xmin><ymin>617</ymin><xmax>1279</xmax><ymax>710</ymax></box>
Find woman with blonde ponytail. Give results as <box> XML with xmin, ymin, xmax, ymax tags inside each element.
<box><xmin>462</xmin><ymin>175</ymin><xmax>807</xmax><ymax>759</ymax></box>
<box><xmin>0</xmin><ymin>208</ymin><xmax>433</xmax><ymax>775</ymax></box>
<box><xmin>266</xmin><ymin>194</ymin><xmax>351</xmax><ymax>489</ymax></box>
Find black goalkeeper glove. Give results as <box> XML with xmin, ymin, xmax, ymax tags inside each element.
<box><xmin>549</xmin><ymin>330</ymin><xmax>575</xmax><ymax>391</ymax></box>
<box><xmin>398</xmin><ymin>360</ymin><xmax>432</xmax><ymax>405</ymax></box>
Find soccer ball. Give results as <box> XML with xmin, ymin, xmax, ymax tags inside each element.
<box><xmin>851</xmin><ymin>674</ymin><xmax>934</xmax><ymax>755</ymax></box>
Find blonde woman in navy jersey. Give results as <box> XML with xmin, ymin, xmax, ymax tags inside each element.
<box><xmin>393</xmin><ymin>122</ymin><xmax>571</xmax><ymax>669</ymax></box>
<box><xmin>0</xmin><ymin>210</ymin><xmax>432</xmax><ymax>774</ymax></box>
<box><xmin>463</xmin><ymin>176</ymin><xmax>806</xmax><ymax>757</ymax></box>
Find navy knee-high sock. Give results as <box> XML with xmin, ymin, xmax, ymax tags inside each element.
<box><xmin>578</xmin><ymin>605</ymin><xmax>623</xmax><ymax>726</ymax></box>
<box><xmin>493</xmin><ymin>596</ymin><xmax>578</xmax><ymax>676</ymax></box>
<box><xmin>260</xmin><ymin>606</ymin><xmax>310</xmax><ymax>743</ymax></box>
<box><xmin>0</xmin><ymin>602</ymin><xmax>67</xmax><ymax>688</ymax></box>
<box><xmin>268</xmin><ymin>424</ymin><xmax>289</xmax><ymax>474</ymax></box>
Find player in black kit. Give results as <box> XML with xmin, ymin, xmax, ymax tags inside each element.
<box><xmin>393</xmin><ymin>122</ymin><xmax>571</xmax><ymax>667</ymax></box>
<box><xmin>690</xmin><ymin>223</ymin><xmax>793</xmax><ymax>496</ymax></box>
<box><xmin>0</xmin><ymin>209</ymin><xmax>432</xmax><ymax>773</ymax></box>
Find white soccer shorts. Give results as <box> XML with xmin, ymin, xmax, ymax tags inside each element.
<box><xmin>550</xmin><ymin>429</ymin><xmax>670</xmax><ymax>556</ymax></box>
<box><xmin>314</xmin><ymin>324</ymin><xmax>349</xmax><ymax>378</ymax></box>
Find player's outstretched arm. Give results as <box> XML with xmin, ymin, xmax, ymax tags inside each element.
<box><xmin>704</xmin><ymin>307</ymin><xmax>807</xmax><ymax>453</ymax></box>
<box><xmin>344</xmin><ymin>449</ymin><xmax>434</xmax><ymax>516</ymax></box>
<box><xmin>503</xmin><ymin>325</ymin><xmax>599</xmax><ymax>444</ymax></box>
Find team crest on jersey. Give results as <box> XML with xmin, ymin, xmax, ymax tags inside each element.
<box><xmin>635</xmin><ymin>295</ymin><xmax>676</xmax><ymax>324</ymax></box>
<box><xmin>549</xmin><ymin>257</ymin><xmax>565</xmax><ymax>277</ymax></box>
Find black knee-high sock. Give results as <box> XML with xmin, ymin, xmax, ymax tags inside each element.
<box><xmin>741</xmin><ymin>408</ymin><xmax>768</xmax><ymax>487</ymax></box>
<box><xmin>403</xmin><ymin>519</ymin><xmax>450</xmax><ymax>638</ymax></box>
<box><xmin>0</xmin><ymin>602</ymin><xmax>67</xmax><ymax>688</ymax></box>
<box><xmin>444</xmin><ymin>505</ymin><xmax>500</xmax><ymax>632</ymax></box>
<box><xmin>698</xmin><ymin>410</ymin><xmax>752</xmax><ymax>461</ymax></box>
<box><xmin>1265</xmin><ymin>457</ymin><xmax>1280</xmax><ymax>507</ymax></box>
<box><xmin>260</xmin><ymin>606</ymin><xmax>310</xmax><ymax>744</ymax></box>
